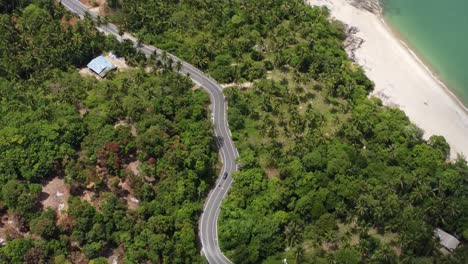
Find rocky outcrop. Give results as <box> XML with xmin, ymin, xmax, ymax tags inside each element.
<box><xmin>348</xmin><ymin>0</ymin><xmax>383</xmax><ymax>15</ymax></box>
<box><xmin>344</xmin><ymin>26</ymin><xmax>364</xmax><ymax>62</ymax></box>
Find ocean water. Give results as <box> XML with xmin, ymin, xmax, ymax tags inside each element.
<box><xmin>382</xmin><ymin>0</ymin><xmax>468</xmax><ymax>107</ymax></box>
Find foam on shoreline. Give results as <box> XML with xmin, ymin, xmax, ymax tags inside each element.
<box><xmin>307</xmin><ymin>0</ymin><xmax>468</xmax><ymax>158</ymax></box>
<box><xmin>378</xmin><ymin>16</ymin><xmax>468</xmax><ymax>116</ymax></box>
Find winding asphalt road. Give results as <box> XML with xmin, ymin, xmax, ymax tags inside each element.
<box><xmin>61</xmin><ymin>1</ymin><xmax>237</xmax><ymax>263</ymax></box>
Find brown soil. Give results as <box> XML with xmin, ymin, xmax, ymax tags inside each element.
<box><xmin>57</xmin><ymin>214</ymin><xmax>74</xmax><ymax>232</ymax></box>
<box><xmin>321</xmin><ymin>241</ymin><xmax>338</xmax><ymax>252</ymax></box>
<box><xmin>79</xmin><ymin>53</ymin><xmax>132</xmax><ymax>80</ymax></box>
<box><xmin>105</xmin><ymin>55</ymin><xmax>132</xmax><ymax>71</ymax></box>
<box><xmin>118</xmin><ymin>179</ymin><xmax>140</xmax><ymax>210</ymax></box>
<box><xmin>80</xmin><ymin>190</ymin><xmax>102</xmax><ymax>212</ymax></box>
<box><xmin>40</xmin><ymin>177</ymin><xmax>70</xmax><ymax>216</ymax></box>
<box><xmin>107</xmin><ymin>245</ymin><xmax>125</xmax><ymax>264</ymax></box>
<box><xmin>78</xmin><ymin>68</ymin><xmax>97</xmax><ymax>79</ymax></box>
<box><xmin>0</xmin><ymin>214</ymin><xmax>26</xmax><ymax>242</ymax></box>
<box><xmin>126</xmin><ymin>161</ymin><xmax>140</xmax><ymax>176</ymax></box>
<box><xmin>85</xmin><ymin>0</ymin><xmax>108</xmax><ymax>16</ymax></box>
<box><xmin>95</xmin><ymin>163</ymin><xmax>109</xmax><ymax>180</ymax></box>
<box><xmin>69</xmin><ymin>251</ymin><xmax>88</xmax><ymax>264</ymax></box>
<box><xmin>192</xmin><ymin>84</ymin><xmax>201</xmax><ymax>91</ymax></box>
<box><xmin>79</xmin><ymin>0</ymin><xmax>91</xmax><ymax>8</ymax></box>
<box><xmin>266</xmin><ymin>167</ymin><xmax>279</xmax><ymax>179</ymax></box>
<box><xmin>61</xmin><ymin>16</ymin><xmax>78</xmax><ymax>27</ymax></box>
<box><xmin>78</xmin><ymin>105</ymin><xmax>89</xmax><ymax>118</ymax></box>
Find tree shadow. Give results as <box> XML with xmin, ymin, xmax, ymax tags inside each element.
<box><xmin>214</xmin><ymin>135</ymin><xmax>224</xmax><ymax>148</ymax></box>
<box><xmin>38</xmin><ymin>192</ymin><xmax>50</xmax><ymax>203</ymax></box>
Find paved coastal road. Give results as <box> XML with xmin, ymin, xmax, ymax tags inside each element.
<box><xmin>61</xmin><ymin>1</ymin><xmax>237</xmax><ymax>263</ymax></box>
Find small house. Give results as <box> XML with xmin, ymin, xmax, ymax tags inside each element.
<box><xmin>87</xmin><ymin>55</ymin><xmax>116</xmax><ymax>78</ymax></box>
<box><xmin>435</xmin><ymin>228</ymin><xmax>460</xmax><ymax>252</ymax></box>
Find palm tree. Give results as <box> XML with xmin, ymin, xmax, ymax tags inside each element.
<box><xmin>175</xmin><ymin>76</ymin><xmax>185</xmax><ymax>90</ymax></box>
<box><xmin>161</xmin><ymin>51</ymin><xmax>169</xmax><ymax>66</ymax></box>
<box><xmin>371</xmin><ymin>244</ymin><xmax>397</xmax><ymax>264</ymax></box>
<box><xmin>136</xmin><ymin>36</ymin><xmax>143</xmax><ymax>47</ymax></box>
<box><xmin>323</xmin><ymin>230</ymin><xmax>336</xmax><ymax>245</ymax></box>
<box><xmin>149</xmin><ymin>51</ymin><xmax>159</xmax><ymax>70</ymax></box>
<box><xmin>410</xmin><ymin>184</ymin><xmax>429</xmax><ymax>204</ymax></box>
<box><xmin>293</xmin><ymin>245</ymin><xmax>305</xmax><ymax>264</ymax></box>
<box><xmin>166</xmin><ymin>57</ymin><xmax>174</xmax><ymax>71</ymax></box>
<box><xmin>175</xmin><ymin>60</ymin><xmax>183</xmax><ymax>72</ymax></box>
<box><xmin>285</xmin><ymin>222</ymin><xmax>304</xmax><ymax>249</ymax></box>
<box><xmin>102</xmin><ymin>16</ymin><xmax>109</xmax><ymax>25</ymax></box>
<box><xmin>373</xmin><ymin>206</ymin><xmax>385</xmax><ymax>226</ymax></box>
<box><xmin>273</xmin><ymin>52</ymin><xmax>285</xmax><ymax>68</ymax></box>
<box><xmin>118</xmin><ymin>26</ymin><xmax>124</xmax><ymax>37</ymax></box>
<box><xmin>258</xmin><ymin>118</ymin><xmax>269</xmax><ymax>137</ymax></box>
<box><xmin>194</xmin><ymin>54</ymin><xmax>209</xmax><ymax>70</ymax></box>
<box><xmin>355</xmin><ymin>199</ymin><xmax>368</xmax><ymax>219</ymax></box>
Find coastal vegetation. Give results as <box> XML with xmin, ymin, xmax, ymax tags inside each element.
<box><xmin>0</xmin><ymin>0</ymin><xmax>466</xmax><ymax>263</ymax></box>
<box><xmin>109</xmin><ymin>0</ymin><xmax>468</xmax><ymax>263</ymax></box>
<box><xmin>0</xmin><ymin>1</ymin><xmax>216</xmax><ymax>263</ymax></box>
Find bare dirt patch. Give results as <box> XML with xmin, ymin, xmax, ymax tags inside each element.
<box><xmin>221</xmin><ymin>82</ymin><xmax>254</xmax><ymax>90</ymax></box>
<box><xmin>79</xmin><ymin>67</ymin><xmax>99</xmax><ymax>79</ymax></box>
<box><xmin>0</xmin><ymin>214</ymin><xmax>27</xmax><ymax>242</ymax></box>
<box><xmin>69</xmin><ymin>250</ymin><xmax>88</xmax><ymax>264</ymax></box>
<box><xmin>41</xmin><ymin>177</ymin><xmax>70</xmax><ymax>216</ymax></box>
<box><xmin>57</xmin><ymin>214</ymin><xmax>74</xmax><ymax>232</ymax></box>
<box><xmin>114</xmin><ymin>120</ymin><xmax>137</xmax><ymax>137</ymax></box>
<box><xmin>80</xmin><ymin>190</ymin><xmax>99</xmax><ymax>208</ymax></box>
<box><xmin>105</xmin><ymin>54</ymin><xmax>132</xmax><ymax>71</ymax></box>
<box><xmin>79</xmin><ymin>0</ymin><xmax>92</xmax><ymax>8</ymax></box>
<box><xmin>61</xmin><ymin>16</ymin><xmax>78</xmax><ymax>27</ymax></box>
<box><xmin>192</xmin><ymin>84</ymin><xmax>202</xmax><ymax>91</ymax></box>
<box><xmin>126</xmin><ymin>161</ymin><xmax>140</xmax><ymax>176</ymax></box>
<box><xmin>266</xmin><ymin>167</ymin><xmax>279</xmax><ymax>179</ymax></box>
<box><xmin>78</xmin><ymin>105</ymin><xmax>89</xmax><ymax>118</ymax></box>
<box><xmin>107</xmin><ymin>245</ymin><xmax>124</xmax><ymax>264</ymax></box>
<box><xmin>118</xmin><ymin>179</ymin><xmax>140</xmax><ymax>210</ymax></box>
<box><xmin>85</xmin><ymin>0</ymin><xmax>109</xmax><ymax>16</ymax></box>
<box><xmin>79</xmin><ymin>53</ymin><xmax>132</xmax><ymax>79</ymax></box>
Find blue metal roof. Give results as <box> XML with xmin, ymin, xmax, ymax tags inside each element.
<box><xmin>87</xmin><ymin>56</ymin><xmax>115</xmax><ymax>75</ymax></box>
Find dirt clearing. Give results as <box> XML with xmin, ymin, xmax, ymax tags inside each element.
<box><xmin>40</xmin><ymin>177</ymin><xmax>70</xmax><ymax>216</ymax></box>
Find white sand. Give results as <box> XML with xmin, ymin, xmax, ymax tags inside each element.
<box><xmin>308</xmin><ymin>0</ymin><xmax>468</xmax><ymax>159</ymax></box>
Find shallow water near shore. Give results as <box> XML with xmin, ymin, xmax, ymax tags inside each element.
<box><xmin>382</xmin><ymin>0</ymin><xmax>468</xmax><ymax>108</ymax></box>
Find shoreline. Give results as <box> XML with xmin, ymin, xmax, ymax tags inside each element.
<box><xmin>307</xmin><ymin>0</ymin><xmax>468</xmax><ymax>158</ymax></box>
<box><xmin>378</xmin><ymin>17</ymin><xmax>468</xmax><ymax>115</ymax></box>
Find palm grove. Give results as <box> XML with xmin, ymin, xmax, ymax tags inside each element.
<box><xmin>0</xmin><ymin>0</ymin><xmax>467</xmax><ymax>263</ymax></box>
<box><xmin>116</xmin><ymin>0</ymin><xmax>467</xmax><ymax>263</ymax></box>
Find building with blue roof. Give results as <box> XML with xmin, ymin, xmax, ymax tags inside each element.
<box><xmin>87</xmin><ymin>55</ymin><xmax>116</xmax><ymax>78</ymax></box>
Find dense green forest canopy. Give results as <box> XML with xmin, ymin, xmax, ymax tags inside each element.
<box><xmin>116</xmin><ymin>0</ymin><xmax>364</xmax><ymax>90</ymax></box>
<box><xmin>0</xmin><ymin>0</ymin><xmax>467</xmax><ymax>263</ymax></box>
<box><xmin>0</xmin><ymin>1</ymin><xmax>216</xmax><ymax>263</ymax></box>
<box><xmin>109</xmin><ymin>0</ymin><xmax>468</xmax><ymax>263</ymax></box>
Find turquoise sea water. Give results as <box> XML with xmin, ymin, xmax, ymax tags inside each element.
<box><xmin>382</xmin><ymin>0</ymin><xmax>468</xmax><ymax>107</ymax></box>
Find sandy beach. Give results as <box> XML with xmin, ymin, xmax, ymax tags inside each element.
<box><xmin>307</xmin><ymin>0</ymin><xmax>468</xmax><ymax>158</ymax></box>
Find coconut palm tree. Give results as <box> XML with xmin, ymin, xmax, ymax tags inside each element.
<box><xmin>176</xmin><ymin>60</ymin><xmax>183</xmax><ymax>72</ymax></box>
<box><xmin>161</xmin><ymin>50</ymin><xmax>168</xmax><ymax>65</ymax></box>
<box><xmin>284</xmin><ymin>222</ymin><xmax>304</xmax><ymax>249</ymax></box>
<box><xmin>293</xmin><ymin>245</ymin><xmax>305</xmax><ymax>264</ymax></box>
<box><xmin>355</xmin><ymin>199</ymin><xmax>368</xmax><ymax>219</ymax></box>
<box><xmin>118</xmin><ymin>26</ymin><xmax>124</xmax><ymax>37</ymax></box>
